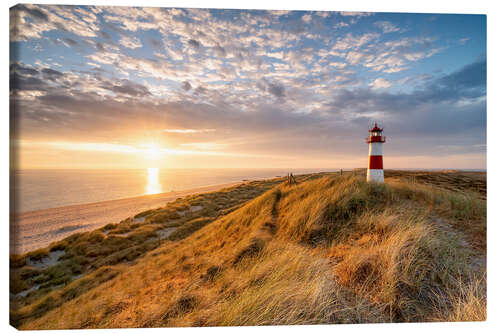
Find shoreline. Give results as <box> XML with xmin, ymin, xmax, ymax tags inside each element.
<box><xmin>10</xmin><ymin>180</ymin><xmax>245</xmax><ymax>254</ymax></box>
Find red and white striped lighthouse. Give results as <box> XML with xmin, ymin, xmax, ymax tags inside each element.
<box><xmin>366</xmin><ymin>123</ymin><xmax>386</xmax><ymax>183</ymax></box>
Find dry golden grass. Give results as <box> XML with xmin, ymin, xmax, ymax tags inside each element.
<box><xmin>430</xmin><ymin>272</ymin><xmax>487</xmax><ymax>322</ymax></box>
<box><xmin>11</xmin><ymin>171</ymin><xmax>486</xmax><ymax>328</ymax></box>
<box><xmin>10</xmin><ymin>177</ymin><xmax>285</xmax><ymax>313</ymax></box>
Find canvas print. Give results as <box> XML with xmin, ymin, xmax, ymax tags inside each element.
<box><xmin>9</xmin><ymin>4</ymin><xmax>486</xmax><ymax>329</ymax></box>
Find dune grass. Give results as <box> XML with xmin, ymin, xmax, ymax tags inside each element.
<box><xmin>9</xmin><ymin>177</ymin><xmax>286</xmax><ymax>316</ymax></box>
<box><xmin>11</xmin><ymin>171</ymin><xmax>486</xmax><ymax>328</ymax></box>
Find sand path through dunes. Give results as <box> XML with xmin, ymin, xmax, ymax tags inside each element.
<box><xmin>10</xmin><ymin>181</ymin><xmax>243</xmax><ymax>254</ymax></box>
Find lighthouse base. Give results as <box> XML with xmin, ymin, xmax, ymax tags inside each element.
<box><xmin>367</xmin><ymin>169</ymin><xmax>384</xmax><ymax>183</ymax></box>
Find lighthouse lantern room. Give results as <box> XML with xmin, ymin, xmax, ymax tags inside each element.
<box><xmin>366</xmin><ymin>123</ymin><xmax>386</xmax><ymax>183</ymax></box>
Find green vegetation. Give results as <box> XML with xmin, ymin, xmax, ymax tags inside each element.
<box><xmin>10</xmin><ymin>171</ymin><xmax>486</xmax><ymax>328</ymax></box>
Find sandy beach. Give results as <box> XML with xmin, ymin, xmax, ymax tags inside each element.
<box><xmin>10</xmin><ymin>181</ymin><xmax>243</xmax><ymax>254</ymax></box>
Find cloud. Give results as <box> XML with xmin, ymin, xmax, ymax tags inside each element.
<box><xmin>41</xmin><ymin>68</ymin><xmax>64</xmax><ymax>81</ymax></box>
<box><xmin>194</xmin><ymin>86</ymin><xmax>207</xmax><ymax>95</ymax></box>
<box><xmin>180</xmin><ymin>142</ymin><xmax>228</xmax><ymax>150</ymax></box>
<box><xmin>11</xmin><ymin>4</ymin><xmax>101</xmax><ymax>41</ymax></box>
<box><xmin>435</xmin><ymin>58</ymin><xmax>486</xmax><ymax>90</ymax></box>
<box><xmin>10</xmin><ymin>73</ymin><xmax>45</xmax><ymax>91</ymax></box>
<box><xmin>334</xmin><ymin>21</ymin><xmax>349</xmax><ymax>29</ymax></box>
<box><xmin>63</xmin><ymin>38</ymin><xmax>78</xmax><ymax>46</ymax></box>
<box><xmin>404</xmin><ymin>52</ymin><xmax>425</xmax><ymax>61</ymax></box>
<box><xmin>181</xmin><ymin>81</ymin><xmax>192</xmax><ymax>91</ymax></box>
<box><xmin>213</xmin><ymin>44</ymin><xmax>226</xmax><ymax>57</ymax></box>
<box><xmin>119</xmin><ymin>35</ymin><xmax>142</xmax><ymax>49</ymax></box>
<box><xmin>11</xmin><ymin>60</ymin><xmax>485</xmax><ymax>162</ymax></box>
<box><xmin>268</xmin><ymin>82</ymin><xmax>285</xmax><ymax>98</ymax></box>
<box><xmin>16</xmin><ymin>4</ymin><xmax>49</xmax><ymax>21</ymax></box>
<box><xmin>340</xmin><ymin>12</ymin><xmax>374</xmax><ymax>17</ymax></box>
<box><xmin>459</xmin><ymin>37</ymin><xmax>470</xmax><ymax>45</ymax></box>
<box><xmin>329</xmin><ymin>62</ymin><xmax>347</xmax><ymax>69</ymax></box>
<box><xmin>258</xmin><ymin>79</ymin><xmax>286</xmax><ymax>98</ymax></box>
<box><xmin>345</xmin><ymin>37</ymin><xmax>445</xmax><ymax>73</ymax></box>
<box><xmin>98</xmin><ymin>29</ymin><xmax>111</xmax><ymax>40</ymax></box>
<box><xmin>374</xmin><ymin>21</ymin><xmax>400</xmax><ymax>33</ymax></box>
<box><xmin>332</xmin><ymin>33</ymin><xmax>380</xmax><ymax>51</ymax></box>
<box><xmin>149</xmin><ymin>38</ymin><xmax>163</xmax><ymax>50</ymax></box>
<box><xmin>106</xmin><ymin>80</ymin><xmax>151</xmax><ymax>97</ymax></box>
<box><xmin>163</xmin><ymin>129</ymin><xmax>216</xmax><ymax>134</ymax></box>
<box><xmin>188</xmin><ymin>39</ymin><xmax>201</xmax><ymax>49</ymax></box>
<box><xmin>269</xmin><ymin>10</ymin><xmax>290</xmax><ymax>16</ymax></box>
<box><xmin>346</xmin><ymin>51</ymin><xmax>370</xmax><ymax>65</ymax></box>
<box><xmin>369</xmin><ymin>78</ymin><xmax>392</xmax><ymax>89</ymax></box>
<box><xmin>87</xmin><ymin>50</ymin><xmax>120</xmax><ymax>65</ymax></box>
<box><xmin>9</xmin><ymin>6</ymin><xmax>485</xmax><ymax>165</ymax></box>
<box><xmin>10</xmin><ymin>62</ymin><xmax>39</xmax><ymax>76</ymax></box>
<box><xmin>327</xmin><ymin>59</ymin><xmax>486</xmax><ymax>116</ymax></box>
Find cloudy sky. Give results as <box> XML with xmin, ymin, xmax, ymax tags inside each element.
<box><xmin>10</xmin><ymin>4</ymin><xmax>486</xmax><ymax>169</ymax></box>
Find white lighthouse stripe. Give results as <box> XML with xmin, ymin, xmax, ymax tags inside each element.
<box><xmin>368</xmin><ymin>142</ymin><xmax>383</xmax><ymax>156</ymax></box>
<box><xmin>367</xmin><ymin>169</ymin><xmax>384</xmax><ymax>182</ymax></box>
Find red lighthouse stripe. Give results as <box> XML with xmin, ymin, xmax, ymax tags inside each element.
<box><xmin>368</xmin><ymin>155</ymin><xmax>383</xmax><ymax>169</ymax></box>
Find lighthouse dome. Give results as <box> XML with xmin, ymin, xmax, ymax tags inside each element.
<box><xmin>369</xmin><ymin>123</ymin><xmax>383</xmax><ymax>132</ymax></box>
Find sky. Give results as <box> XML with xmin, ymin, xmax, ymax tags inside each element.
<box><xmin>9</xmin><ymin>4</ymin><xmax>486</xmax><ymax>169</ymax></box>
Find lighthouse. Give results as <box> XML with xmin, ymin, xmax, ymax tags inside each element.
<box><xmin>366</xmin><ymin>123</ymin><xmax>386</xmax><ymax>183</ymax></box>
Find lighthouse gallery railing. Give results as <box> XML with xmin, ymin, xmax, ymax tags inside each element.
<box><xmin>365</xmin><ymin>136</ymin><xmax>386</xmax><ymax>143</ymax></box>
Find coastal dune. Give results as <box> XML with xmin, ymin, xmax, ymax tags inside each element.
<box><xmin>10</xmin><ymin>181</ymin><xmax>243</xmax><ymax>254</ymax></box>
<box><xmin>11</xmin><ymin>171</ymin><xmax>486</xmax><ymax>329</ymax></box>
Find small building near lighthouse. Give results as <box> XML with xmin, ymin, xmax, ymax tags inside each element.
<box><xmin>366</xmin><ymin>123</ymin><xmax>386</xmax><ymax>182</ymax></box>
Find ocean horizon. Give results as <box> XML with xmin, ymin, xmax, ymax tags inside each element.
<box><xmin>10</xmin><ymin>167</ymin><xmax>486</xmax><ymax>214</ymax></box>
<box><xmin>10</xmin><ymin>168</ymin><xmax>340</xmax><ymax>213</ymax></box>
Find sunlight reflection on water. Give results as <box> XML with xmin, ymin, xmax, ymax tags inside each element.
<box><xmin>145</xmin><ymin>168</ymin><xmax>162</xmax><ymax>195</ymax></box>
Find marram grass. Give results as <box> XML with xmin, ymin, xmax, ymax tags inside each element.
<box><xmin>11</xmin><ymin>172</ymin><xmax>486</xmax><ymax>328</ymax></box>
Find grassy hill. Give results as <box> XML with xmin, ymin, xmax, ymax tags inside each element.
<box><xmin>10</xmin><ymin>171</ymin><xmax>486</xmax><ymax>328</ymax></box>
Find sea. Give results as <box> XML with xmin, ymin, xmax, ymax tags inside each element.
<box><xmin>10</xmin><ymin>168</ymin><xmax>339</xmax><ymax>213</ymax></box>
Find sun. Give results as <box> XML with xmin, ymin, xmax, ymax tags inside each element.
<box><xmin>145</xmin><ymin>143</ymin><xmax>161</xmax><ymax>160</ymax></box>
